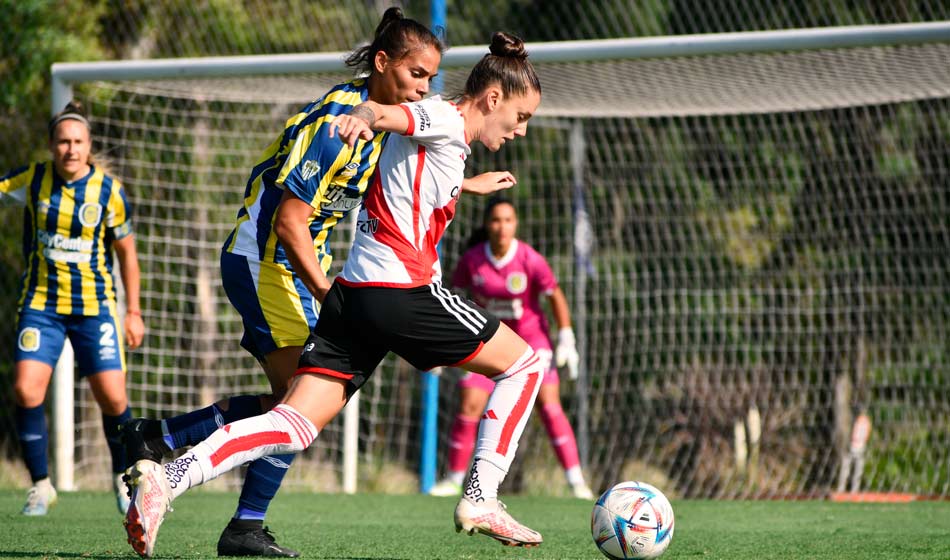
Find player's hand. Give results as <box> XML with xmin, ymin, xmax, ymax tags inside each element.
<box><xmin>329</xmin><ymin>115</ymin><xmax>374</xmax><ymax>147</ymax></box>
<box><xmin>461</xmin><ymin>171</ymin><xmax>517</xmax><ymax>195</ymax></box>
<box><xmin>555</xmin><ymin>327</ymin><xmax>580</xmax><ymax>380</ymax></box>
<box><xmin>125</xmin><ymin>311</ymin><xmax>145</xmax><ymax>350</ymax></box>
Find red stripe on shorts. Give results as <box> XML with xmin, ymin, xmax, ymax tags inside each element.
<box><xmin>448</xmin><ymin>341</ymin><xmax>485</xmax><ymax>367</ymax></box>
<box><xmin>210</xmin><ymin>431</ymin><xmax>291</xmax><ymax>468</ymax></box>
<box><xmin>495</xmin><ymin>371</ymin><xmax>540</xmax><ymax>456</ymax></box>
<box><xmin>295</xmin><ymin>367</ymin><xmax>354</xmax><ymax>380</ymax></box>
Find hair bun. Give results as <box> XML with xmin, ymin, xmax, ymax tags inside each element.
<box><xmin>489</xmin><ymin>31</ymin><xmax>527</xmax><ymax>59</ymax></box>
<box><xmin>375</xmin><ymin>6</ymin><xmax>404</xmax><ymax>37</ymax></box>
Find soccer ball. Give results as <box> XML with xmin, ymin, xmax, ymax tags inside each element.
<box><xmin>591</xmin><ymin>481</ymin><xmax>675</xmax><ymax>559</ymax></box>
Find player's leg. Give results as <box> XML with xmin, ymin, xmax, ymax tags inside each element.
<box><xmin>382</xmin><ymin>283</ymin><xmax>543</xmax><ymax>546</ymax></box>
<box><xmin>429</xmin><ymin>375</ymin><xmax>492</xmax><ymax>496</ymax></box>
<box><xmin>123</xmin><ymin>254</ymin><xmax>304</xmax><ymax>463</ymax></box>
<box><xmin>220</xmin><ymin>345</ymin><xmax>303</xmax><ymax>558</ymax></box>
<box><xmin>219</xmin><ymin>255</ymin><xmax>319</xmax><ymax>557</ymax></box>
<box><xmin>124</xmin><ymin>282</ymin><xmax>381</xmax><ymax>557</ymax></box>
<box><xmin>535</xmin><ymin>369</ymin><xmax>593</xmax><ymax>499</ymax></box>
<box><xmin>453</xmin><ymin>323</ymin><xmax>545</xmax><ymax>546</ymax></box>
<box><xmin>74</xmin><ymin>308</ymin><xmax>134</xmax><ymax>513</ymax></box>
<box><xmin>13</xmin><ymin>310</ymin><xmax>64</xmax><ymax>516</ymax></box>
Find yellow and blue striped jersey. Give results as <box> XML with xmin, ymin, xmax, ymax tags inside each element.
<box><xmin>223</xmin><ymin>79</ymin><xmax>386</xmax><ymax>272</ymax></box>
<box><xmin>1</xmin><ymin>162</ymin><xmax>133</xmax><ymax>316</ymax></box>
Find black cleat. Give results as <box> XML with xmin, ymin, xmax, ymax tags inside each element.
<box><xmin>121</xmin><ymin>418</ymin><xmax>171</xmax><ymax>465</ymax></box>
<box><xmin>218</xmin><ymin>519</ymin><xmax>300</xmax><ymax>558</ymax></box>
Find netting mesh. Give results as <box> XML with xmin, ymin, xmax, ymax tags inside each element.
<box><xmin>37</xmin><ymin>38</ymin><xmax>946</xmax><ymax>498</ymax></box>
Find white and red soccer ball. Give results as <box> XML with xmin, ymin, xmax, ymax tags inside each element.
<box><xmin>591</xmin><ymin>481</ymin><xmax>675</xmax><ymax>559</ymax></box>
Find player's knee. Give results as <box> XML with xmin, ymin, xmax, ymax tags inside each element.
<box><xmin>13</xmin><ymin>378</ymin><xmax>45</xmax><ymax>408</ymax></box>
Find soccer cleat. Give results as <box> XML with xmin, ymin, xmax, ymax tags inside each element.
<box><xmin>428</xmin><ymin>478</ymin><xmax>462</xmax><ymax>497</ymax></box>
<box><xmin>115</xmin><ymin>472</ymin><xmax>131</xmax><ymax>514</ymax></box>
<box><xmin>571</xmin><ymin>482</ymin><xmax>595</xmax><ymax>500</ymax></box>
<box><xmin>124</xmin><ymin>460</ymin><xmax>172</xmax><ymax>558</ymax></box>
<box><xmin>121</xmin><ymin>418</ymin><xmax>171</xmax><ymax>464</ymax></box>
<box><xmin>21</xmin><ymin>479</ymin><xmax>57</xmax><ymax>516</ymax></box>
<box><xmin>217</xmin><ymin>518</ymin><xmax>300</xmax><ymax>557</ymax></box>
<box><xmin>454</xmin><ymin>497</ymin><xmax>542</xmax><ymax>547</ymax></box>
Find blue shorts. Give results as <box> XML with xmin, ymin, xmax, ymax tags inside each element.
<box><xmin>16</xmin><ymin>306</ymin><xmax>126</xmax><ymax>376</ymax></box>
<box><xmin>221</xmin><ymin>251</ymin><xmax>319</xmax><ymax>362</ymax></box>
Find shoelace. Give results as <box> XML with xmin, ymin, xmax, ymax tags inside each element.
<box><xmin>261</xmin><ymin>527</ymin><xmax>278</xmax><ymax>544</ymax></box>
<box><xmin>24</xmin><ymin>488</ymin><xmax>44</xmax><ymax>509</ymax></box>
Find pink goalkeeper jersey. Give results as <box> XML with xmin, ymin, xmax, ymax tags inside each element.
<box><xmin>340</xmin><ymin>96</ymin><xmax>469</xmax><ymax>287</ymax></box>
<box><xmin>452</xmin><ymin>239</ymin><xmax>557</xmax><ymax>351</ymax></box>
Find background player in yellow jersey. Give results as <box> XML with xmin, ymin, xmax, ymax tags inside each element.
<box><xmin>119</xmin><ymin>8</ymin><xmax>507</xmax><ymax>557</ymax></box>
<box><xmin>0</xmin><ymin>101</ymin><xmax>145</xmax><ymax>516</ymax></box>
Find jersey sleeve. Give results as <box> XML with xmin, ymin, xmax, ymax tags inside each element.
<box><xmin>399</xmin><ymin>97</ymin><xmax>465</xmax><ymax>147</ymax></box>
<box><xmin>0</xmin><ymin>164</ymin><xmax>33</xmax><ymax>206</ymax></box>
<box><xmin>527</xmin><ymin>245</ymin><xmax>558</xmax><ymax>295</ymax></box>
<box><xmin>277</xmin><ymin>117</ymin><xmax>352</xmax><ymax>209</ymax></box>
<box><xmin>106</xmin><ymin>180</ymin><xmax>134</xmax><ymax>240</ymax></box>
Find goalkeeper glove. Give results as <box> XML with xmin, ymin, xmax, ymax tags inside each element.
<box><xmin>555</xmin><ymin>327</ymin><xmax>580</xmax><ymax>380</ymax></box>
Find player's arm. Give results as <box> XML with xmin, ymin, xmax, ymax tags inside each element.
<box><xmin>329</xmin><ymin>101</ymin><xmax>410</xmax><ymax>147</ymax></box>
<box><xmin>462</xmin><ymin>171</ymin><xmax>517</xmax><ymax>195</ymax></box>
<box><xmin>0</xmin><ymin>165</ymin><xmax>32</xmax><ymax>206</ymax></box>
<box><xmin>547</xmin><ymin>287</ymin><xmax>580</xmax><ymax>379</ymax></box>
<box><xmin>113</xmin><ymin>234</ymin><xmax>145</xmax><ymax>349</ymax></box>
<box><xmin>273</xmin><ymin>189</ymin><xmax>332</xmax><ymax>303</ymax></box>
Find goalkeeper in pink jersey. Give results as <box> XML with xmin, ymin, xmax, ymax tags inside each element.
<box><xmin>429</xmin><ymin>197</ymin><xmax>594</xmax><ymax>500</ymax></box>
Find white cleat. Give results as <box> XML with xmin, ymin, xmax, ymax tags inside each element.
<box><xmin>428</xmin><ymin>479</ymin><xmax>462</xmax><ymax>497</ymax></box>
<box><xmin>571</xmin><ymin>482</ymin><xmax>595</xmax><ymax>500</ymax></box>
<box><xmin>114</xmin><ymin>472</ymin><xmax>131</xmax><ymax>514</ymax></box>
<box><xmin>124</xmin><ymin>460</ymin><xmax>172</xmax><ymax>558</ymax></box>
<box><xmin>21</xmin><ymin>479</ymin><xmax>57</xmax><ymax>516</ymax></box>
<box><xmin>454</xmin><ymin>497</ymin><xmax>542</xmax><ymax>547</ymax></box>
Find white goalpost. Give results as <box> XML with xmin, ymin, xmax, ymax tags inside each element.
<box><xmin>49</xmin><ymin>22</ymin><xmax>950</xmax><ymax>498</ymax></box>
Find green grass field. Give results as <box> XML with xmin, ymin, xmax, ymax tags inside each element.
<box><xmin>0</xmin><ymin>490</ymin><xmax>948</xmax><ymax>559</ymax></box>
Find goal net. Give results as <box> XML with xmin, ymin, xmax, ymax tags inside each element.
<box><xmin>23</xmin><ymin>25</ymin><xmax>950</xmax><ymax>498</ymax></box>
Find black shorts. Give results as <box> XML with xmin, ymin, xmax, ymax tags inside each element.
<box><xmin>297</xmin><ymin>281</ymin><xmax>500</xmax><ymax>394</ymax></box>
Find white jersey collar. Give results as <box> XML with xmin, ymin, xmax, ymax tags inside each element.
<box><xmin>485</xmin><ymin>239</ymin><xmax>519</xmax><ymax>269</ymax></box>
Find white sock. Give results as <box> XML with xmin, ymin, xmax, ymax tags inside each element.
<box><xmin>465</xmin><ymin>348</ymin><xmax>544</xmax><ymax>503</ymax></box>
<box><xmin>464</xmin><ymin>457</ymin><xmax>506</xmax><ymax>503</ymax></box>
<box><xmin>163</xmin><ymin>404</ymin><xmax>317</xmax><ymax>500</ymax></box>
<box><xmin>566</xmin><ymin>465</ymin><xmax>585</xmax><ymax>486</ymax></box>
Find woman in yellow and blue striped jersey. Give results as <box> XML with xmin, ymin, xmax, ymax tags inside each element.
<box><xmin>0</xmin><ymin>101</ymin><xmax>144</xmax><ymax>516</ymax></box>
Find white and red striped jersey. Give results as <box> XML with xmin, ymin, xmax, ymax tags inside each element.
<box><xmin>339</xmin><ymin>96</ymin><xmax>470</xmax><ymax>287</ymax></box>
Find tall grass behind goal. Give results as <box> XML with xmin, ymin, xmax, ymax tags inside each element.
<box><xmin>38</xmin><ymin>24</ymin><xmax>950</xmax><ymax>497</ymax></box>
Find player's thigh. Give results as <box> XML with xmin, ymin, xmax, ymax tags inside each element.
<box><xmin>365</xmin><ymin>283</ymin><xmax>503</xmax><ymax>372</ymax></box>
<box><xmin>260</xmin><ymin>345</ymin><xmax>304</xmax><ymax>399</ymax></box>
<box><xmin>14</xmin><ymin>309</ymin><xmax>67</xmax><ymax>406</ymax></box>
<box><xmin>85</xmin><ymin>369</ymin><xmax>128</xmax><ymax>415</ymax></box>
<box><xmin>221</xmin><ymin>252</ymin><xmax>316</xmax><ymax>361</ymax></box>
<box><xmin>463</xmin><ymin>321</ymin><xmax>531</xmax><ymax>376</ymax></box>
<box><xmin>458</xmin><ymin>381</ymin><xmax>493</xmax><ymax>417</ymax></box>
<box><xmin>296</xmin><ymin>282</ymin><xmax>389</xmax><ymax>399</ymax></box>
<box><xmin>68</xmin><ymin>308</ymin><xmax>125</xmax><ymax>377</ymax></box>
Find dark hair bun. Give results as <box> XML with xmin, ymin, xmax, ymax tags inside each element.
<box><xmin>375</xmin><ymin>6</ymin><xmax>404</xmax><ymax>37</ymax></box>
<box><xmin>62</xmin><ymin>100</ymin><xmax>86</xmax><ymax>116</ymax></box>
<box><xmin>489</xmin><ymin>31</ymin><xmax>527</xmax><ymax>59</ymax></box>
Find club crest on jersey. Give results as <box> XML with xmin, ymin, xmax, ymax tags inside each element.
<box><xmin>506</xmin><ymin>272</ymin><xmax>528</xmax><ymax>294</ymax></box>
<box><xmin>18</xmin><ymin>327</ymin><xmax>41</xmax><ymax>352</ymax></box>
<box><xmin>300</xmin><ymin>160</ymin><xmax>322</xmax><ymax>181</ymax></box>
<box><xmin>78</xmin><ymin>202</ymin><xmax>103</xmax><ymax>227</ymax></box>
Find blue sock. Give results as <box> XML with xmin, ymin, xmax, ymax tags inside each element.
<box><xmin>163</xmin><ymin>394</ymin><xmax>263</xmax><ymax>450</ymax></box>
<box><xmin>16</xmin><ymin>404</ymin><xmax>49</xmax><ymax>483</ymax></box>
<box><xmin>236</xmin><ymin>453</ymin><xmax>295</xmax><ymax>521</ymax></box>
<box><xmin>102</xmin><ymin>407</ymin><xmax>133</xmax><ymax>474</ymax></box>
